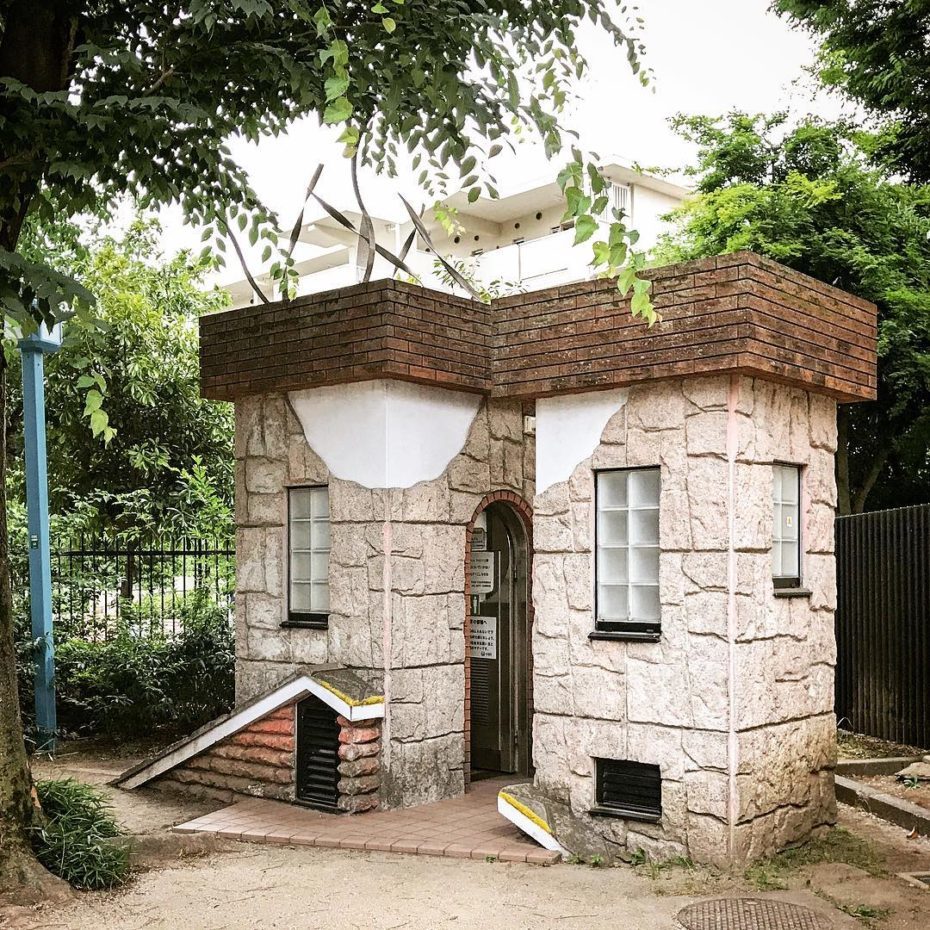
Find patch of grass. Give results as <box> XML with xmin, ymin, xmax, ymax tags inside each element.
<box><xmin>30</xmin><ymin>779</ymin><xmax>130</xmax><ymax>890</ymax></box>
<box><xmin>745</xmin><ymin>828</ymin><xmax>883</xmax><ymax>891</ymax></box>
<box><xmin>588</xmin><ymin>854</ymin><xmax>605</xmax><ymax>868</ymax></box>
<box><xmin>627</xmin><ymin>847</ymin><xmax>696</xmax><ymax>880</ymax></box>
<box><xmin>840</xmin><ymin>903</ymin><xmax>891</xmax><ymax>926</ymax></box>
<box><xmin>645</xmin><ymin>856</ymin><xmax>696</xmax><ymax>880</ymax></box>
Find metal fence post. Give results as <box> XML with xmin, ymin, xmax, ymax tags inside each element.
<box><xmin>19</xmin><ymin>323</ymin><xmax>62</xmax><ymax>751</ymax></box>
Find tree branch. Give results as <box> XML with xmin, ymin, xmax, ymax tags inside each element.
<box><xmin>836</xmin><ymin>405</ymin><xmax>852</xmax><ymax>516</ymax></box>
<box><xmin>852</xmin><ymin>447</ymin><xmax>891</xmax><ymax>514</ymax></box>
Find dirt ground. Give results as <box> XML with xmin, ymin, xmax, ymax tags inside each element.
<box><xmin>3</xmin><ymin>742</ymin><xmax>929</xmax><ymax>930</ymax></box>
<box><xmin>6</xmin><ymin>843</ymin><xmax>863</xmax><ymax>930</ymax></box>
<box><xmin>857</xmin><ymin>774</ymin><xmax>930</xmax><ymax>814</ymax></box>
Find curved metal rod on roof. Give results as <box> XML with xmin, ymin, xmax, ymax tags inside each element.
<box><xmin>310</xmin><ymin>191</ymin><xmax>420</xmax><ymax>280</ymax></box>
<box><xmin>285</xmin><ymin>163</ymin><xmax>325</xmax><ymax>263</ymax></box>
<box><xmin>397</xmin><ymin>195</ymin><xmax>483</xmax><ymax>300</ymax></box>
<box><xmin>351</xmin><ymin>154</ymin><xmax>377</xmax><ymax>284</ymax></box>
<box><xmin>227</xmin><ymin>159</ymin><xmax>482</xmax><ymax>303</ymax></box>
<box><xmin>221</xmin><ymin>164</ymin><xmax>323</xmax><ymax>306</ymax></box>
<box><xmin>219</xmin><ymin>217</ymin><xmax>271</xmax><ymax>305</ymax></box>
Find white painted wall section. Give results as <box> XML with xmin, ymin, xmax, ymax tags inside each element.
<box><xmin>535</xmin><ymin>389</ymin><xmax>628</xmax><ymax>493</ymax></box>
<box><xmin>289</xmin><ymin>380</ymin><xmax>481</xmax><ymax>489</ymax></box>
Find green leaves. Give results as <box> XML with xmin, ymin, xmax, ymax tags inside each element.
<box><xmin>774</xmin><ymin>0</ymin><xmax>930</xmax><ymax>183</ymax></box>
<box><xmin>324</xmin><ymin>74</ymin><xmax>349</xmax><ymax>102</ymax></box>
<box><xmin>573</xmin><ymin>214</ymin><xmax>597</xmax><ymax>244</ymax></box>
<box><xmin>658</xmin><ymin>110</ymin><xmax>930</xmax><ymax>508</ymax></box>
<box><xmin>81</xmin><ymin>383</ymin><xmax>115</xmax><ymax>443</ymax></box>
<box><xmin>82</xmin><ymin>389</ymin><xmax>103</xmax><ymax>416</ymax></box>
<box><xmin>313</xmin><ymin>5</ymin><xmax>333</xmax><ymax>35</ymax></box>
<box><xmin>323</xmin><ymin>96</ymin><xmax>352</xmax><ymax>125</ymax></box>
<box><xmin>557</xmin><ymin>153</ymin><xmax>655</xmax><ymax>322</ymax></box>
<box><xmin>3</xmin><ymin>0</ymin><xmax>651</xmax><ymax>332</ymax></box>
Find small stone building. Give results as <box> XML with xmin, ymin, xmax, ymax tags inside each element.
<box><xmin>119</xmin><ymin>252</ymin><xmax>877</xmax><ymax>865</ymax></box>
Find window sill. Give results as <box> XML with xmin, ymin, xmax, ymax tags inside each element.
<box><xmin>588</xmin><ymin>805</ymin><xmax>661</xmax><ymax>824</ymax></box>
<box><xmin>773</xmin><ymin>588</ymin><xmax>811</xmax><ymax>599</ymax></box>
<box><xmin>281</xmin><ymin>615</ymin><xmax>329</xmax><ymax>630</ymax></box>
<box><xmin>589</xmin><ymin>630</ymin><xmax>661</xmax><ymax>643</ymax></box>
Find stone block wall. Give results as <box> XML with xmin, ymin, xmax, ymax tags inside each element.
<box><xmin>233</xmin><ymin>387</ymin><xmax>534</xmax><ymax>810</ymax></box>
<box><xmin>153</xmin><ymin>704</ymin><xmax>295</xmax><ymax>804</ymax></box>
<box><xmin>731</xmin><ymin>377</ymin><xmax>838</xmax><ymax>861</ymax></box>
<box><xmin>531</xmin><ymin>375</ymin><xmax>837</xmax><ymax>865</ymax></box>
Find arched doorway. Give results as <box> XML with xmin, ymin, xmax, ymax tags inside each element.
<box><xmin>466</xmin><ymin>494</ymin><xmax>533</xmax><ymax>783</ymax></box>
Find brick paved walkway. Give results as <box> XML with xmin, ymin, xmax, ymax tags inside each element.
<box><xmin>174</xmin><ymin>776</ymin><xmax>559</xmax><ymax>865</ymax></box>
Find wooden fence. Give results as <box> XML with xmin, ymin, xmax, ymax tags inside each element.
<box><xmin>835</xmin><ymin>504</ymin><xmax>930</xmax><ymax>747</ymax></box>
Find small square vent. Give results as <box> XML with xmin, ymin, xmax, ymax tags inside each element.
<box><xmin>593</xmin><ymin>759</ymin><xmax>661</xmax><ymax>821</ymax></box>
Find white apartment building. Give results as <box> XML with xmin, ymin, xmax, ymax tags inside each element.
<box><xmin>225</xmin><ymin>161</ymin><xmax>689</xmax><ymax>307</ymax></box>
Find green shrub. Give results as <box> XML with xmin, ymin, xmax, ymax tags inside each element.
<box><xmin>18</xmin><ymin>589</ymin><xmax>234</xmax><ymax>741</ymax></box>
<box><xmin>31</xmin><ymin>779</ymin><xmax>130</xmax><ymax>890</ymax></box>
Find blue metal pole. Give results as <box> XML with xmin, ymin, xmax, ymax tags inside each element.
<box><xmin>19</xmin><ymin>327</ymin><xmax>60</xmax><ymax>751</ymax></box>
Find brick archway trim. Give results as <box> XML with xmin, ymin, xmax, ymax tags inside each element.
<box><xmin>464</xmin><ymin>490</ymin><xmax>534</xmax><ymax>790</ymax></box>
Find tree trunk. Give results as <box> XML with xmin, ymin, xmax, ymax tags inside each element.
<box><xmin>836</xmin><ymin>405</ymin><xmax>852</xmax><ymax>516</ymax></box>
<box><xmin>852</xmin><ymin>447</ymin><xmax>890</xmax><ymax>514</ymax></box>
<box><xmin>0</xmin><ymin>2</ymin><xmax>79</xmax><ymax>898</ymax></box>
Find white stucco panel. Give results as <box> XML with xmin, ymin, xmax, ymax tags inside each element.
<box><xmin>535</xmin><ymin>389</ymin><xmax>628</xmax><ymax>494</ymax></box>
<box><xmin>288</xmin><ymin>380</ymin><xmax>481</xmax><ymax>489</ymax></box>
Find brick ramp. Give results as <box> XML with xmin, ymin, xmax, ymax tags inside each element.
<box><xmin>174</xmin><ymin>776</ymin><xmax>558</xmax><ymax>865</ymax></box>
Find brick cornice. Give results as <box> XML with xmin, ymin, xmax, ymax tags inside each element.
<box><xmin>200</xmin><ymin>252</ymin><xmax>878</xmax><ymax>404</ymax></box>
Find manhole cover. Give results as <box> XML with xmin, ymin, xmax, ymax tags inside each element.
<box><xmin>677</xmin><ymin>898</ymin><xmax>831</xmax><ymax>930</ymax></box>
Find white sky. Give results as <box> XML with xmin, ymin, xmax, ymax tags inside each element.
<box><xmin>159</xmin><ymin>0</ymin><xmax>840</xmax><ymax>263</ymax></box>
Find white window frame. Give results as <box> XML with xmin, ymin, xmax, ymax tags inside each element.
<box><xmin>287</xmin><ymin>486</ymin><xmax>331</xmax><ymax>626</ymax></box>
<box><xmin>594</xmin><ymin>467</ymin><xmax>661</xmax><ymax>639</ymax></box>
<box><xmin>772</xmin><ymin>464</ymin><xmax>802</xmax><ymax>589</ymax></box>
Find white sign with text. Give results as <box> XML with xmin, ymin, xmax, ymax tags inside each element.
<box><xmin>469</xmin><ymin>551</ymin><xmax>495</xmax><ymax>595</ymax></box>
<box><xmin>469</xmin><ymin>615</ymin><xmax>497</xmax><ymax>659</ymax></box>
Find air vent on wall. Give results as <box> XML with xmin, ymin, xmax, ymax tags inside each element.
<box><xmin>296</xmin><ymin>695</ymin><xmax>340</xmax><ymax>812</ymax></box>
<box><xmin>593</xmin><ymin>758</ymin><xmax>661</xmax><ymax>821</ymax></box>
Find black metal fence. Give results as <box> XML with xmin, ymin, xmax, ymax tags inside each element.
<box><xmin>835</xmin><ymin>504</ymin><xmax>930</xmax><ymax>747</ymax></box>
<box><xmin>41</xmin><ymin>535</ymin><xmax>235</xmax><ymax>640</ymax></box>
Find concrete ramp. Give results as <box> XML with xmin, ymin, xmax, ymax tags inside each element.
<box><xmin>498</xmin><ymin>784</ymin><xmax>620</xmax><ymax>864</ymax></box>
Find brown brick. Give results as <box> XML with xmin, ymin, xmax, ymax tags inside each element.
<box><xmin>338</xmin><ymin>724</ymin><xmax>380</xmax><ymax>745</ymax></box>
<box><xmin>200</xmin><ymin>253</ymin><xmax>877</xmax><ymax>405</ymax></box>
<box><xmin>337</xmin><ymin>792</ymin><xmax>380</xmax><ymax>813</ymax></box>
<box><xmin>337</xmin><ymin>756</ymin><xmax>380</xmax><ymax>778</ymax></box>
<box><xmin>247</xmin><ymin>716</ymin><xmax>293</xmax><ymax>736</ymax></box>
<box><xmin>338</xmin><ymin>740</ymin><xmax>381</xmax><ymax>761</ymax></box>
<box><xmin>338</xmin><ymin>774</ymin><xmax>381</xmax><ymax>796</ymax></box>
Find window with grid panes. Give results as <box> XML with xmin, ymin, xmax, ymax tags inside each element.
<box><xmin>288</xmin><ymin>487</ymin><xmax>330</xmax><ymax>626</ymax></box>
<box><xmin>772</xmin><ymin>464</ymin><xmax>801</xmax><ymax>588</ymax></box>
<box><xmin>595</xmin><ymin>467</ymin><xmax>661</xmax><ymax>637</ymax></box>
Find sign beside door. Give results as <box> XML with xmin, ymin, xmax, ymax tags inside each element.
<box><xmin>469</xmin><ymin>551</ymin><xmax>495</xmax><ymax>595</ymax></box>
<box><xmin>469</xmin><ymin>615</ymin><xmax>497</xmax><ymax>659</ymax></box>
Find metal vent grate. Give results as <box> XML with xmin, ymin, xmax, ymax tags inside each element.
<box><xmin>595</xmin><ymin>758</ymin><xmax>661</xmax><ymax>820</ymax></box>
<box><xmin>295</xmin><ymin>695</ymin><xmax>340</xmax><ymax>812</ymax></box>
<box><xmin>676</xmin><ymin>898</ymin><xmax>831</xmax><ymax>930</ymax></box>
<box><xmin>470</xmin><ymin>659</ymin><xmax>491</xmax><ymax>724</ymax></box>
